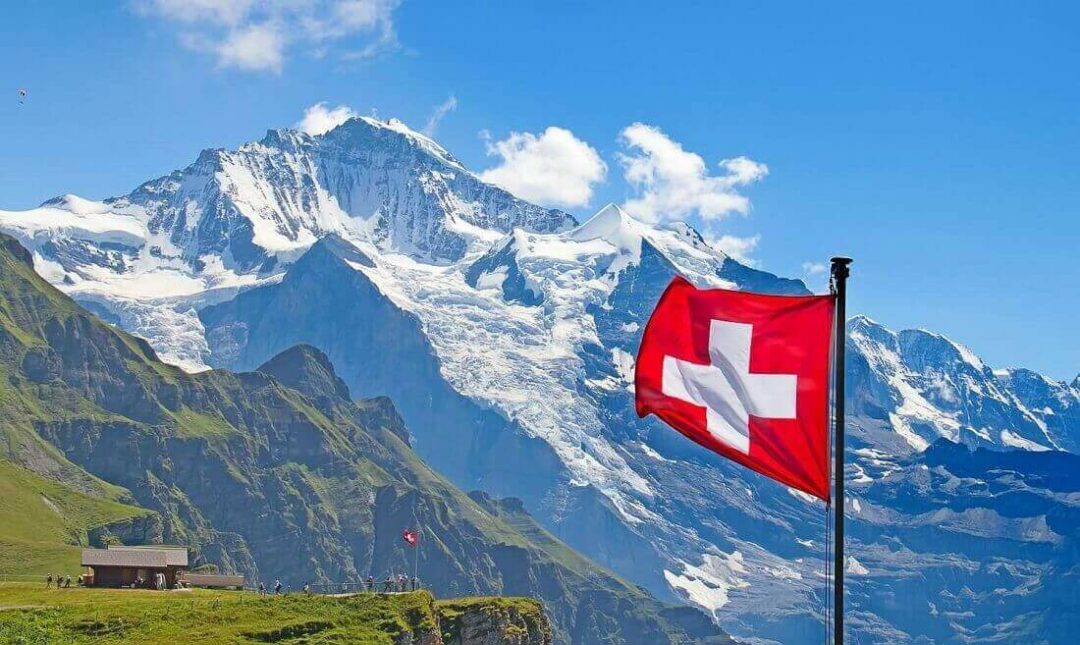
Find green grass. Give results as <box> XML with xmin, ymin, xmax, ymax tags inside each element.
<box><xmin>0</xmin><ymin>583</ymin><xmax>534</xmax><ymax>644</ymax></box>
<box><xmin>0</xmin><ymin>462</ymin><xmax>151</xmax><ymax>575</ymax></box>
<box><xmin>169</xmin><ymin>408</ymin><xmax>237</xmax><ymax>439</ymax></box>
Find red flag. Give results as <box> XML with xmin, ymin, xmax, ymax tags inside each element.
<box><xmin>402</xmin><ymin>529</ymin><xmax>418</xmax><ymax>547</ymax></box>
<box><xmin>635</xmin><ymin>276</ymin><xmax>835</xmax><ymax>500</ymax></box>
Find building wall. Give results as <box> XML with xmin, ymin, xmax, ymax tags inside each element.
<box><xmin>90</xmin><ymin>566</ymin><xmax>181</xmax><ymax>588</ymax></box>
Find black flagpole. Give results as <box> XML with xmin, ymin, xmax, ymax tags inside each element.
<box><xmin>830</xmin><ymin>256</ymin><xmax>852</xmax><ymax>645</ymax></box>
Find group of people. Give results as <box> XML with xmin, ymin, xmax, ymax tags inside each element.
<box><xmin>296</xmin><ymin>574</ymin><xmax>420</xmax><ymax>595</ymax></box>
<box><xmin>129</xmin><ymin>572</ymin><xmax>176</xmax><ymax>590</ymax></box>
<box><xmin>257</xmin><ymin>579</ymin><xmax>285</xmax><ymax>595</ymax></box>
<box><xmin>44</xmin><ymin>573</ymin><xmax>75</xmax><ymax>588</ymax></box>
<box><xmin>369</xmin><ymin>574</ymin><xmax>418</xmax><ymax>593</ymax></box>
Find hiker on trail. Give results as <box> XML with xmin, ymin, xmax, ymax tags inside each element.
<box><xmin>303</xmin><ymin>583</ymin><xmax>310</xmax><ymax>595</ymax></box>
<box><xmin>400</xmin><ymin>574</ymin><xmax>407</xmax><ymax>591</ymax></box>
<box><xmin>65</xmin><ymin>575</ymin><xmax>72</xmax><ymax>588</ymax></box>
<box><xmin>45</xmin><ymin>574</ymin><xmax>52</xmax><ymax>588</ymax></box>
<box><xmin>411</xmin><ymin>577</ymin><xmax>418</xmax><ymax>591</ymax></box>
<box><xmin>259</xmin><ymin>582</ymin><xmax>266</xmax><ymax>595</ymax></box>
<box><xmin>77</xmin><ymin>575</ymin><xmax>83</xmax><ymax>587</ymax></box>
<box><xmin>382</xmin><ymin>575</ymin><xmax>393</xmax><ymax>593</ymax></box>
<box><xmin>274</xmin><ymin>579</ymin><xmax>282</xmax><ymax>595</ymax></box>
<box><xmin>366</xmin><ymin>575</ymin><xmax>374</xmax><ymax>592</ymax></box>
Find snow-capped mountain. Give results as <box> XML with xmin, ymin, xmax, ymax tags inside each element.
<box><xmin>2</xmin><ymin>116</ymin><xmax>1076</xmax><ymax>643</ymax></box>
<box><xmin>848</xmin><ymin>315</ymin><xmax>1079</xmax><ymax>454</ymax></box>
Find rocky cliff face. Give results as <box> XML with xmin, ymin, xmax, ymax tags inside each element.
<box><xmin>439</xmin><ymin>598</ymin><xmax>552</xmax><ymax>645</ymax></box>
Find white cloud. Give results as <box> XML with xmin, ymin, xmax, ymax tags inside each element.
<box><xmin>142</xmin><ymin>0</ymin><xmax>254</xmax><ymax>26</ymax></box>
<box><xmin>295</xmin><ymin>102</ymin><xmax>359</xmax><ymax>135</ymax></box>
<box><xmin>216</xmin><ymin>23</ymin><xmax>285</xmax><ymax>73</ymax></box>
<box><xmin>618</xmin><ymin>123</ymin><xmax>768</xmax><ymax>224</ymax></box>
<box><xmin>479</xmin><ymin>127</ymin><xmax>607</xmax><ymax>208</ymax></box>
<box><xmin>802</xmin><ymin>261</ymin><xmax>827</xmax><ymax>275</ymax></box>
<box><xmin>423</xmin><ymin>95</ymin><xmax>458</xmax><ymax>137</ymax></box>
<box><xmin>138</xmin><ymin>0</ymin><xmax>401</xmax><ymax>73</ymax></box>
<box><xmin>707</xmin><ymin>234</ymin><xmax>760</xmax><ymax>266</ymax></box>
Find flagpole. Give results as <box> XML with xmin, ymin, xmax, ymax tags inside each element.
<box><xmin>413</xmin><ymin>527</ymin><xmax>421</xmax><ymax>590</ymax></box>
<box><xmin>830</xmin><ymin>256</ymin><xmax>852</xmax><ymax>645</ymax></box>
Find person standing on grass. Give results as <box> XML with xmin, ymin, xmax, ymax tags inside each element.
<box><xmin>274</xmin><ymin>579</ymin><xmax>282</xmax><ymax>595</ymax></box>
<box><xmin>45</xmin><ymin>574</ymin><xmax>52</xmax><ymax>588</ymax></box>
<box><xmin>65</xmin><ymin>575</ymin><xmax>72</xmax><ymax>588</ymax></box>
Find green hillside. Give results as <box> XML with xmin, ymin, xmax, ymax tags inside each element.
<box><xmin>0</xmin><ymin>583</ymin><xmax>517</xmax><ymax>644</ymax></box>
<box><xmin>0</xmin><ymin>461</ymin><xmax>150</xmax><ymax>575</ymax></box>
<box><xmin>0</xmin><ymin>233</ymin><xmax>728</xmax><ymax>644</ymax></box>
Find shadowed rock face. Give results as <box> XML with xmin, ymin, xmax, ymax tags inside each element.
<box><xmin>0</xmin><ymin>233</ymin><xmax>729</xmax><ymax>645</ymax></box>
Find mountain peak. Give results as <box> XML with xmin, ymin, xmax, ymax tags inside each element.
<box><xmin>848</xmin><ymin>314</ymin><xmax>895</xmax><ymax>341</ymax></box>
<box><xmin>569</xmin><ymin>203</ymin><xmax>643</xmax><ymax>250</ymax></box>
<box><xmin>318</xmin><ymin>115</ymin><xmax>465</xmax><ymax>170</ymax></box>
<box><xmin>898</xmin><ymin>328</ymin><xmax>986</xmax><ymax>371</ymax></box>
<box><xmin>257</xmin><ymin>344</ymin><xmax>351</xmax><ymax>404</ymax></box>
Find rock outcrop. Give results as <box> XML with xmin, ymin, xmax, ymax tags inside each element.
<box><xmin>439</xmin><ymin>598</ymin><xmax>552</xmax><ymax>645</ymax></box>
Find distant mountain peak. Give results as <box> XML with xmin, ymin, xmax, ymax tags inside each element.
<box><xmin>318</xmin><ymin>114</ymin><xmax>466</xmax><ymax>171</ymax></box>
<box><xmin>257</xmin><ymin>343</ymin><xmax>352</xmax><ymax>404</ymax></box>
<box><xmin>570</xmin><ymin>203</ymin><xmax>642</xmax><ymax>246</ymax></box>
<box><xmin>306</xmin><ymin>233</ymin><xmax>376</xmax><ymax>267</ymax></box>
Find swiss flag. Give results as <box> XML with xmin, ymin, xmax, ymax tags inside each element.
<box><xmin>635</xmin><ymin>277</ymin><xmax>835</xmax><ymax>501</ymax></box>
<box><xmin>402</xmin><ymin>529</ymin><xmax>419</xmax><ymax>547</ymax></box>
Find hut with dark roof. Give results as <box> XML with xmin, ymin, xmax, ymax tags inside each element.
<box><xmin>81</xmin><ymin>546</ymin><xmax>189</xmax><ymax>588</ymax></box>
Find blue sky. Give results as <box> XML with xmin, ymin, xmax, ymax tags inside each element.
<box><xmin>2</xmin><ymin>1</ymin><xmax>1077</xmax><ymax>379</ymax></box>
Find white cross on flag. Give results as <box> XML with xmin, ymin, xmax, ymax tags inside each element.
<box><xmin>635</xmin><ymin>276</ymin><xmax>835</xmax><ymax>500</ymax></box>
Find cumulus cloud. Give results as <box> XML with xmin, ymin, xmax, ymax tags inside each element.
<box><xmin>618</xmin><ymin>123</ymin><xmax>768</xmax><ymax>224</ymax></box>
<box><xmin>137</xmin><ymin>0</ymin><xmax>401</xmax><ymax>73</ymax></box>
<box><xmin>479</xmin><ymin>127</ymin><xmax>607</xmax><ymax>208</ymax></box>
<box><xmin>423</xmin><ymin>95</ymin><xmax>458</xmax><ymax>137</ymax></box>
<box><xmin>707</xmin><ymin>234</ymin><xmax>760</xmax><ymax>266</ymax></box>
<box><xmin>216</xmin><ymin>23</ymin><xmax>285</xmax><ymax>72</ymax></box>
<box><xmin>802</xmin><ymin>261</ymin><xmax>827</xmax><ymax>275</ymax></box>
<box><xmin>295</xmin><ymin>102</ymin><xmax>359</xmax><ymax>135</ymax></box>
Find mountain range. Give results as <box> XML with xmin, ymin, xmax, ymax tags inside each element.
<box><xmin>1</xmin><ymin>115</ymin><xmax>1076</xmax><ymax>643</ymax></box>
<box><xmin>0</xmin><ymin>231</ymin><xmax>728</xmax><ymax>645</ymax></box>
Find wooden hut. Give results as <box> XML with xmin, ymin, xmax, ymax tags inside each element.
<box><xmin>81</xmin><ymin>546</ymin><xmax>189</xmax><ymax>588</ymax></box>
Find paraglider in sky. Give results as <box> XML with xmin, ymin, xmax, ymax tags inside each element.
<box><xmin>18</xmin><ymin>88</ymin><xmax>27</xmax><ymax>104</ymax></box>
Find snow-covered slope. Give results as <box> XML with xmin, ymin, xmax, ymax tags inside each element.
<box><xmin>848</xmin><ymin>315</ymin><xmax>1079</xmax><ymax>453</ymax></box>
<box><xmin>0</xmin><ymin>116</ymin><xmax>572</xmax><ymax>369</ymax></box>
<box><xmin>2</xmin><ymin>117</ymin><xmax>1076</xmax><ymax>644</ymax></box>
